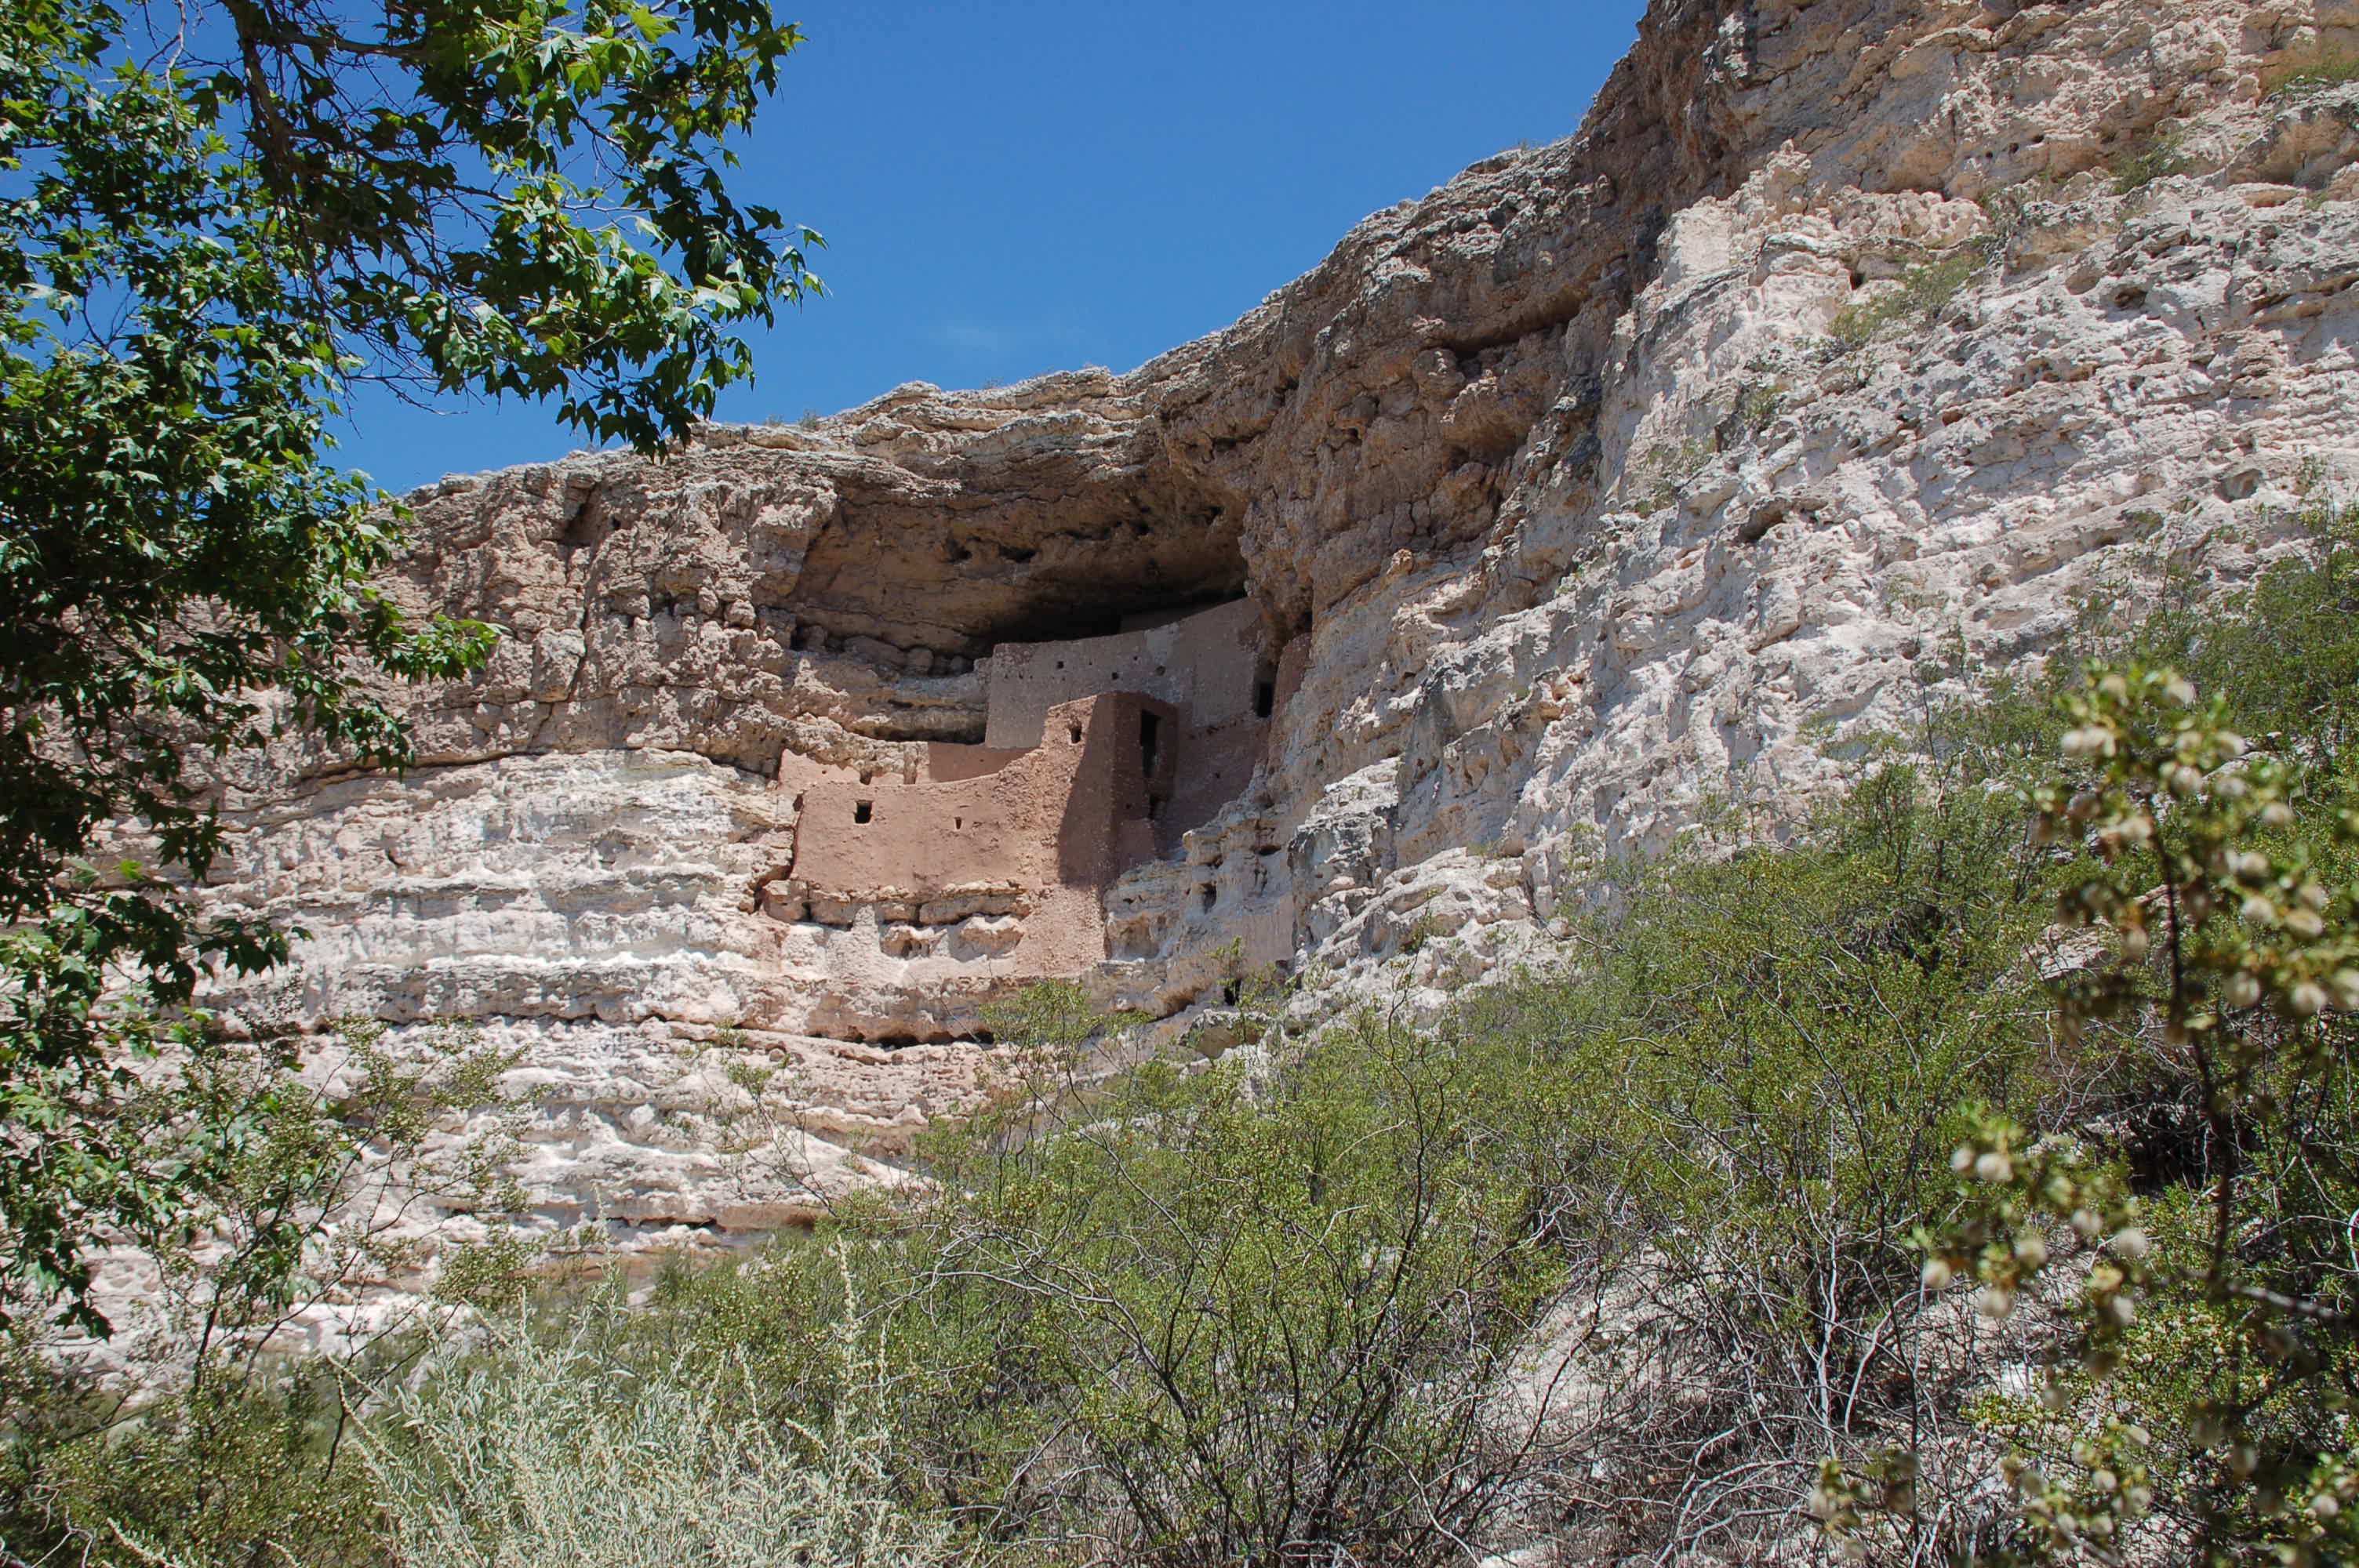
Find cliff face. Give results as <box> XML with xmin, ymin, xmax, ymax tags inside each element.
<box><xmin>180</xmin><ymin>0</ymin><xmax>2359</xmax><ymax>1305</ymax></box>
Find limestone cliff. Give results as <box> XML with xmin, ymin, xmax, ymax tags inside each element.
<box><xmin>168</xmin><ymin>0</ymin><xmax>2359</xmax><ymax>1314</ymax></box>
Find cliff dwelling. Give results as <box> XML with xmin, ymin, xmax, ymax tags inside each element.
<box><xmin>770</xmin><ymin>597</ymin><xmax>1295</xmax><ymax>986</ymax></box>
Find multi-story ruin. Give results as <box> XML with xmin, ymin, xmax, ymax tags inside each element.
<box><xmin>772</xmin><ymin>598</ymin><xmax>1292</xmax><ymax>982</ymax></box>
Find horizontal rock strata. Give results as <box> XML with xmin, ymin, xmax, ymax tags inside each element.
<box><xmin>165</xmin><ymin>0</ymin><xmax>2359</xmax><ymax>1333</ymax></box>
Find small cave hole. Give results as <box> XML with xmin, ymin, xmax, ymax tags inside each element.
<box><xmin>1221</xmin><ymin>979</ymin><xmax>1241</xmax><ymax>1006</ymax></box>
<box><xmin>1054</xmin><ymin>659</ymin><xmax>1065</xmax><ymax>670</ymax></box>
<box><xmin>973</xmin><ymin>1029</ymin><xmax>996</xmax><ymax>1046</ymax></box>
<box><xmin>853</xmin><ymin>800</ymin><xmax>874</xmax><ymax>824</ymax></box>
<box><xmin>954</xmin><ymin>816</ymin><xmax>964</xmax><ymax>830</ymax></box>
<box><xmin>558</xmin><ymin>492</ymin><xmax>606</xmax><ymax>551</ymax></box>
<box><xmin>1737</xmin><ymin>502</ymin><xmax>1787</xmax><ymax>546</ymax></box>
<box><xmin>1199</xmin><ymin>883</ymin><xmax>1218</xmax><ymax>911</ymax></box>
<box><xmin>1067</xmin><ymin>721</ymin><xmax>1084</xmax><ymax>743</ymax></box>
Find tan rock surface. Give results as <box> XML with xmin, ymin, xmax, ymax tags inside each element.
<box><xmin>164</xmin><ymin>0</ymin><xmax>2359</xmax><ymax>1334</ymax></box>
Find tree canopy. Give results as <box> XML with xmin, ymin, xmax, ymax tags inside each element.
<box><xmin>0</xmin><ymin>0</ymin><xmax>819</xmax><ymax>1328</ymax></box>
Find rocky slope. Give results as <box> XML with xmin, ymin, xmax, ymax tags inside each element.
<box><xmin>159</xmin><ymin>0</ymin><xmax>2359</xmax><ymax>1319</ymax></box>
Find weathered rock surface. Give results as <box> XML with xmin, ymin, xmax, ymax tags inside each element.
<box><xmin>176</xmin><ymin>0</ymin><xmax>2359</xmax><ymax>1326</ymax></box>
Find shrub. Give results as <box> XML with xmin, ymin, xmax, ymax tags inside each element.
<box><xmin>0</xmin><ymin>1351</ymin><xmax>385</xmax><ymax>1567</ymax></box>
<box><xmin>1831</xmin><ymin>249</ymin><xmax>1990</xmax><ymax>349</ymax></box>
<box><xmin>2112</xmin><ymin>125</ymin><xmax>2194</xmax><ymax>194</ymax></box>
<box><xmin>1448</xmin><ymin>750</ymin><xmax>2072</xmax><ymax>1559</ymax></box>
<box><xmin>360</xmin><ymin>1289</ymin><xmax>954</xmax><ymax>1568</ymax></box>
<box><xmin>1820</xmin><ymin>499</ymin><xmax>2359</xmax><ymax>1565</ymax></box>
<box><xmin>892</xmin><ymin>999</ymin><xmax>1567</xmax><ymax>1566</ymax></box>
<box><xmin>0</xmin><ymin>1015</ymin><xmax>523</xmax><ymax>1565</ymax></box>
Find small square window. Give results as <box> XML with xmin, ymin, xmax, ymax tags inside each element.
<box><xmin>853</xmin><ymin>800</ymin><xmax>873</xmax><ymax>824</ymax></box>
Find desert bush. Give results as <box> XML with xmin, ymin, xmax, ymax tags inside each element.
<box><xmin>2135</xmin><ymin>496</ymin><xmax>2359</xmax><ymax>768</ymax></box>
<box><xmin>361</xmin><ymin>1275</ymin><xmax>954</xmax><ymax>1568</ymax></box>
<box><xmin>2111</xmin><ymin>125</ymin><xmax>2194</xmax><ymax>194</ymax></box>
<box><xmin>879</xmin><ymin>991</ymin><xmax>1567</xmax><ymax>1566</ymax></box>
<box><xmin>0</xmin><ymin>1345</ymin><xmax>386</xmax><ymax>1566</ymax></box>
<box><xmin>1820</xmin><ymin>658</ymin><xmax>2359</xmax><ymax>1565</ymax></box>
<box><xmin>1817</xmin><ymin>498</ymin><xmax>2359</xmax><ymax>1564</ymax></box>
<box><xmin>1448</xmin><ymin>746</ymin><xmax>2076</xmax><ymax>1558</ymax></box>
<box><xmin>0</xmin><ymin>1015</ymin><xmax>522</xmax><ymax>1566</ymax></box>
<box><xmin>1831</xmin><ymin>249</ymin><xmax>1991</xmax><ymax>349</ymax></box>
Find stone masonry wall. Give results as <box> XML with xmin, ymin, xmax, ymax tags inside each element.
<box><xmin>982</xmin><ymin>597</ymin><xmax>1270</xmax><ymax>750</ymax></box>
<box><xmin>779</xmin><ymin>691</ymin><xmax>1177</xmax><ymax>979</ymax></box>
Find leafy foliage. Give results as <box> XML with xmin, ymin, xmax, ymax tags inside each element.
<box><xmin>1819</xmin><ymin>500</ymin><xmax>2359</xmax><ymax>1565</ymax></box>
<box><xmin>881</xmin><ymin>993</ymin><xmax>1565</xmax><ymax>1566</ymax></box>
<box><xmin>0</xmin><ymin>0</ymin><xmax>817</xmax><ymax>1327</ymax></box>
<box><xmin>1450</xmin><ymin>745</ymin><xmax>2075</xmax><ymax>1557</ymax></box>
<box><xmin>0</xmin><ymin>1016</ymin><xmax>527</xmax><ymax>1566</ymax></box>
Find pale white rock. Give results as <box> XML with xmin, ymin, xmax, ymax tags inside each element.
<box><xmin>138</xmin><ymin>0</ymin><xmax>2359</xmax><ymax>1338</ymax></box>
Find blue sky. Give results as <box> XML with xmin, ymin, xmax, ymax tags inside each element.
<box><xmin>339</xmin><ymin>1</ymin><xmax>1649</xmax><ymax>494</ymax></box>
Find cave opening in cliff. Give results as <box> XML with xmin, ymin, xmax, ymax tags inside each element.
<box><xmin>978</xmin><ymin>586</ymin><xmax>1251</xmax><ymax>651</ymax></box>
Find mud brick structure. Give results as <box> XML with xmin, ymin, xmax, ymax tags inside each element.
<box><xmin>776</xmin><ymin>598</ymin><xmax>1278</xmax><ymax>978</ymax></box>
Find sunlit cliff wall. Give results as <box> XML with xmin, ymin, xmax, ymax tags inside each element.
<box><xmin>156</xmin><ymin>0</ymin><xmax>2359</xmax><ymax>1325</ymax></box>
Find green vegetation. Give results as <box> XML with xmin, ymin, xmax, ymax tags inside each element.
<box><xmin>1733</xmin><ymin>376</ymin><xmax>1785</xmax><ymax>437</ymax></box>
<box><xmin>0</xmin><ymin>1018</ymin><xmax>526</xmax><ymax>1563</ymax></box>
<box><xmin>0</xmin><ymin>0</ymin><xmax>819</xmax><ymax>1334</ymax></box>
<box><xmin>1630</xmin><ymin>433</ymin><xmax>1715</xmax><ymax>513</ymax></box>
<box><xmin>2112</xmin><ymin>125</ymin><xmax>2196</xmax><ymax>194</ymax></box>
<box><xmin>360</xmin><ymin>1301</ymin><xmax>954</xmax><ymax>1568</ymax></box>
<box><xmin>8</xmin><ymin>490</ymin><xmax>2359</xmax><ymax>1564</ymax></box>
<box><xmin>2270</xmin><ymin>56</ymin><xmax>2359</xmax><ymax>97</ymax></box>
<box><xmin>1819</xmin><ymin>495</ymin><xmax>2359</xmax><ymax>1565</ymax></box>
<box><xmin>1831</xmin><ymin>251</ymin><xmax>1986</xmax><ymax>347</ymax></box>
<box><xmin>1830</xmin><ymin>248</ymin><xmax>1992</xmax><ymax>350</ymax></box>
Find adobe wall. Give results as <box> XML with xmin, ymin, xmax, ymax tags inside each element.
<box><xmin>983</xmin><ymin>597</ymin><xmax>1267</xmax><ymax>750</ymax></box>
<box><xmin>772</xmin><ymin>597</ymin><xmax>1295</xmax><ymax>996</ymax></box>
<box><xmin>782</xmin><ymin>692</ymin><xmax>1176</xmax><ymax>978</ymax></box>
<box><xmin>1156</xmin><ymin>716</ymin><xmax>1267</xmax><ymax>853</ymax></box>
